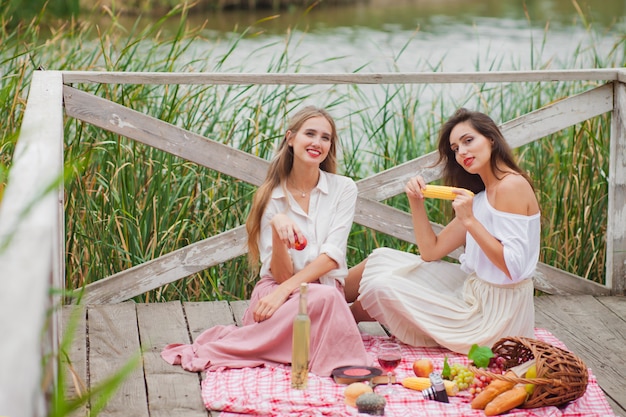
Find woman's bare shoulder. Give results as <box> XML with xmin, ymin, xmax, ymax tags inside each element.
<box><xmin>493</xmin><ymin>174</ymin><xmax>539</xmax><ymax>216</ymax></box>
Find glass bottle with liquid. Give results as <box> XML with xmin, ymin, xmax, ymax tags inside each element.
<box><xmin>291</xmin><ymin>283</ymin><xmax>310</xmax><ymax>389</ymax></box>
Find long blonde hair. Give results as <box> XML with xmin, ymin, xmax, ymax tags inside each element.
<box><xmin>245</xmin><ymin>106</ymin><xmax>338</xmax><ymax>271</ymax></box>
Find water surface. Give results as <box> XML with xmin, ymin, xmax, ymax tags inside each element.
<box><xmin>102</xmin><ymin>0</ymin><xmax>625</xmax><ymax>73</ymax></box>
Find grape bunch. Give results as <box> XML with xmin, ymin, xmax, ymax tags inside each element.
<box><xmin>448</xmin><ymin>363</ymin><xmax>475</xmax><ymax>391</ymax></box>
<box><xmin>488</xmin><ymin>355</ymin><xmax>507</xmax><ymax>375</ymax></box>
<box><xmin>468</xmin><ymin>355</ymin><xmax>507</xmax><ymax>397</ymax></box>
<box><xmin>469</xmin><ymin>374</ymin><xmax>491</xmax><ymax>396</ymax></box>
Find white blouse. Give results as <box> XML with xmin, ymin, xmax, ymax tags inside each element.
<box><xmin>258</xmin><ymin>170</ymin><xmax>357</xmax><ymax>287</ymax></box>
<box><xmin>459</xmin><ymin>191</ymin><xmax>541</xmax><ymax>285</ymax></box>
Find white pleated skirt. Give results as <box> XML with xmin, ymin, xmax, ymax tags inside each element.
<box><xmin>357</xmin><ymin>248</ymin><xmax>535</xmax><ymax>354</ymax></box>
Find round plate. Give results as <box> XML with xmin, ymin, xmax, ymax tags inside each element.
<box><xmin>331</xmin><ymin>366</ymin><xmax>382</xmax><ymax>384</ymax></box>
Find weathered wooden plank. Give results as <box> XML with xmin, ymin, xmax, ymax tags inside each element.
<box><xmin>61</xmin><ymin>69</ymin><xmax>619</xmax><ymax>85</ymax></box>
<box><xmin>61</xmin><ymin>305</ymin><xmax>87</xmax><ymax>417</ymax></box>
<box><xmin>607</xmin><ymin>81</ymin><xmax>626</xmax><ymax>294</ymax></box>
<box><xmin>0</xmin><ymin>70</ymin><xmax>64</xmax><ymax>417</ymax></box>
<box><xmin>230</xmin><ymin>300</ymin><xmax>251</xmax><ymax>326</ymax></box>
<box><xmin>354</xmin><ymin>197</ymin><xmax>415</xmax><ymax>243</ymax></box>
<box><xmin>184</xmin><ymin>300</ymin><xmax>238</xmax><ymax>340</ymax></box>
<box><xmin>356</xmin><ymin>153</ymin><xmax>442</xmax><ymax>202</ymax></box>
<box><xmin>534</xmin><ymin>264</ymin><xmax>611</xmax><ymax>296</ymax></box>
<box><xmin>77</xmin><ymin>226</ymin><xmax>248</xmax><ymax>304</ymax></box>
<box><xmin>503</xmin><ymin>82</ymin><xmax>613</xmax><ymax>149</ymax></box>
<box><xmin>593</xmin><ymin>296</ymin><xmax>626</xmax><ymax>412</ymax></box>
<box><xmin>181</xmin><ymin>301</ymin><xmax>239</xmax><ymax>417</ymax></box>
<box><xmin>88</xmin><ymin>302</ymin><xmax>148</xmax><ymax>417</ymax></box>
<box><xmin>534</xmin><ymin>295</ymin><xmax>626</xmax><ymax>414</ymax></box>
<box><xmin>63</xmin><ymin>86</ymin><xmax>268</xmax><ymax>188</ymax></box>
<box><xmin>604</xmin><ymin>396</ymin><xmax>624</xmax><ymax>417</ymax></box>
<box><xmin>137</xmin><ymin>302</ymin><xmax>208</xmax><ymax>417</ymax></box>
<box><xmin>597</xmin><ymin>296</ymin><xmax>626</xmax><ymax>318</ymax></box>
<box><xmin>357</xmin><ymin>84</ymin><xmax>614</xmax><ymax>202</ymax></box>
<box><xmin>354</xmin><ymin>197</ymin><xmax>465</xmax><ymax>259</ymax></box>
<box><xmin>358</xmin><ymin>321</ymin><xmax>389</xmax><ymax>337</ymax></box>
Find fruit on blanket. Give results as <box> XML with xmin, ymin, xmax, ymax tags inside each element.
<box><xmin>412</xmin><ymin>358</ymin><xmax>434</xmax><ymax>377</ymax></box>
<box><xmin>344</xmin><ymin>382</ymin><xmax>373</xmax><ymax>407</ymax></box>
<box><xmin>525</xmin><ymin>364</ymin><xmax>537</xmax><ymax>395</ymax></box>
<box><xmin>449</xmin><ymin>362</ymin><xmax>475</xmax><ymax>390</ymax></box>
<box><xmin>484</xmin><ymin>385</ymin><xmax>528</xmax><ymax>416</ymax></box>
<box><xmin>294</xmin><ymin>233</ymin><xmax>307</xmax><ymax>250</ymax></box>
<box><xmin>355</xmin><ymin>393</ymin><xmax>386</xmax><ymax>415</ymax></box>
<box><xmin>401</xmin><ymin>377</ymin><xmax>459</xmax><ymax>396</ymax></box>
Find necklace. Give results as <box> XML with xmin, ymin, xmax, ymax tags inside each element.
<box><xmin>289</xmin><ymin>181</ymin><xmax>310</xmax><ymax>198</ymax></box>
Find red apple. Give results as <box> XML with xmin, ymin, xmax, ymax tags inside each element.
<box><xmin>294</xmin><ymin>234</ymin><xmax>307</xmax><ymax>250</ymax></box>
<box><xmin>412</xmin><ymin>359</ymin><xmax>434</xmax><ymax>377</ymax></box>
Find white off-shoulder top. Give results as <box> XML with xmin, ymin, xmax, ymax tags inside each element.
<box><xmin>459</xmin><ymin>191</ymin><xmax>541</xmax><ymax>285</ymax></box>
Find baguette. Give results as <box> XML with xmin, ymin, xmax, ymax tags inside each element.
<box><xmin>470</xmin><ymin>370</ymin><xmax>517</xmax><ymax>409</ymax></box>
<box><xmin>484</xmin><ymin>385</ymin><xmax>528</xmax><ymax>416</ymax></box>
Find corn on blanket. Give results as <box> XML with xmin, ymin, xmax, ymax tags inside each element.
<box><xmin>201</xmin><ymin>329</ymin><xmax>615</xmax><ymax>417</ymax></box>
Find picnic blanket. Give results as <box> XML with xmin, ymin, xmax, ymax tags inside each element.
<box><xmin>201</xmin><ymin>329</ymin><xmax>616</xmax><ymax>417</ymax></box>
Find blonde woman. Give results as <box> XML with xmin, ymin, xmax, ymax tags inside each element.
<box><xmin>162</xmin><ymin>106</ymin><xmax>369</xmax><ymax>376</ymax></box>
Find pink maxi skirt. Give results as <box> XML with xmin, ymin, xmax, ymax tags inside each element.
<box><xmin>161</xmin><ymin>277</ymin><xmax>371</xmax><ymax>376</ymax></box>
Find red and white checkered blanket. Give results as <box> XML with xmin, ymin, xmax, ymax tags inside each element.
<box><xmin>201</xmin><ymin>329</ymin><xmax>615</xmax><ymax>417</ymax></box>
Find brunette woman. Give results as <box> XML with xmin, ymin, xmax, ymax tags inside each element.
<box><xmin>345</xmin><ymin>108</ymin><xmax>540</xmax><ymax>354</ymax></box>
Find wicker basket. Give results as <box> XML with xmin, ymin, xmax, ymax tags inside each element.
<box><xmin>470</xmin><ymin>336</ymin><xmax>588</xmax><ymax>408</ymax></box>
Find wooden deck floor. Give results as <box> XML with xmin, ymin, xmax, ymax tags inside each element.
<box><xmin>62</xmin><ymin>295</ymin><xmax>626</xmax><ymax>416</ymax></box>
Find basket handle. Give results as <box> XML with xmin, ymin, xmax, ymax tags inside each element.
<box><xmin>469</xmin><ymin>364</ymin><xmax>564</xmax><ymax>387</ymax></box>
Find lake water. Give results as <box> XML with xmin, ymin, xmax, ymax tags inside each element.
<box><xmin>108</xmin><ymin>0</ymin><xmax>625</xmax><ymax>73</ymax></box>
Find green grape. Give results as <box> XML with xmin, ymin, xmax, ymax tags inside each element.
<box><xmin>449</xmin><ymin>363</ymin><xmax>474</xmax><ymax>391</ymax></box>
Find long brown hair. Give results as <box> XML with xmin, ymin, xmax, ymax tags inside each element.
<box><xmin>436</xmin><ymin>108</ymin><xmax>532</xmax><ymax>193</ymax></box>
<box><xmin>245</xmin><ymin>106</ymin><xmax>338</xmax><ymax>270</ymax></box>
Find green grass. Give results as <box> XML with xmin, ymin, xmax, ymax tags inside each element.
<box><xmin>1</xmin><ymin>1</ymin><xmax>624</xmax><ymax>304</ymax></box>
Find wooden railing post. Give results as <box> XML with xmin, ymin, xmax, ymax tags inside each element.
<box><xmin>608</xmin><ymin>78</ymin><xmax>626</xmax><ymax>295</ymax></box>
<box><xmin>0</xmin><ymin>71</ymin><xmax>65</xmax><ymax>417</ymax></box>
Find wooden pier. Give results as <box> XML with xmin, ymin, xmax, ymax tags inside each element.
<box><xmin>62</xmin><ymin>295</ymin><xmax>626</xmax><ymax>416</ymax></box>
<box><xmin>1</xmin><ymin>69</ymin><xmax>625</xmax><ymax>416</ymax></box>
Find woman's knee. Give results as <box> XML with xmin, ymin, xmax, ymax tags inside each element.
<box><xmin>306</xmin><ymin>284</ymin><xmax>347</xmax><ymax>314</ymax></box>
<box><xmin>344</xmin><ymin>259</ymin><xmax>368</xmax><ymax>302</ymax></box>
<box><xmin>309</xmin><ymin>283</ymin><xmax>343</xmax><ymax>300</ymax></box>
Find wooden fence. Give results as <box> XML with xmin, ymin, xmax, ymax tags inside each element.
<box><xmin>0</xmin><ymin>69</ymin><xmax>624</xmax><ymax>416</ymax></box>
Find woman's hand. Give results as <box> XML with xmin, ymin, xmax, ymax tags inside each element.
<box><xmin>405</xmin><ymin>175</ymin><xmax>427</xmax><ymax>199</ymax></box>
<box><xmin>451</xmin><ymin>190</ymin><xmax>475</xmax><ymax>226</ymax></box>
<box><xmin>253</xmin><ymin>285</ymin><xmax>292</xmax><ymax>322</ymax></box>
<box><xmin>270</xmin><ymin>213</ymin><xmax>304</xmax><ymax>250</ymax></box>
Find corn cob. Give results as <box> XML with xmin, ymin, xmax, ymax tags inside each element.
<box><xmin>422</xmin><ymin>185</ymin><xmax>474</xmax><ymax>200</ymax></box>
<box><xmin>401</xmin><ymin>377</ymin><xmax>459</xmax><ymax>397</ymax></box>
